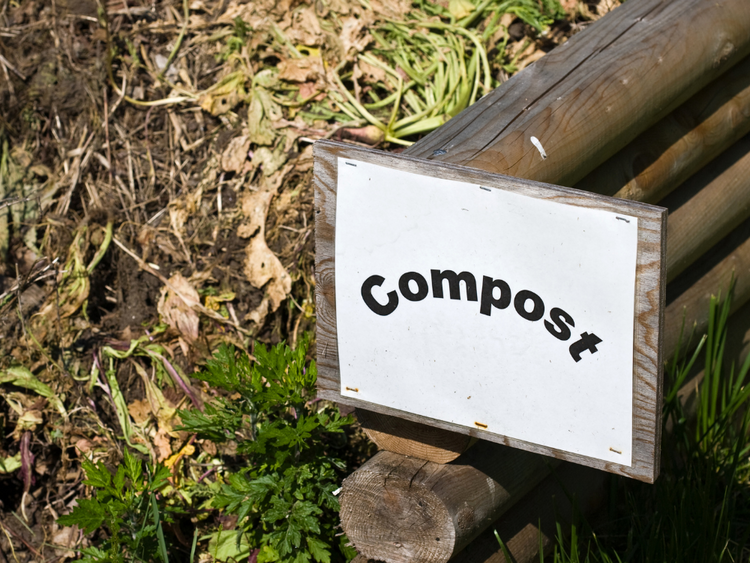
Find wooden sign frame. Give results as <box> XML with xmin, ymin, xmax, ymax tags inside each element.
<box><xmin>314</xmin><ymin>140</ymin><xmax>666</xmax><ymax>483</ymax></box>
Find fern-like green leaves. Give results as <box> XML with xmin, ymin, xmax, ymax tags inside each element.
<box><xmin>58</xmin><ymin>449</ymin><xmax>177</xmax><ymax>562</ymax></box>
<box><xmin>179</xmin><ymin>334</ymin><xmax>356</xmax><ymax>562</ymax></box>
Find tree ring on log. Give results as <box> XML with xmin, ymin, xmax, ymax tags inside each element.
<box><xmin>340</xmin><ymin>454</ymin><xmax>456</xmax><ymax>562</ymax></box>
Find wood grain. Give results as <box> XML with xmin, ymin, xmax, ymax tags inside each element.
<box><xmin>339</xmin><ymin>445</ymin><xmax>554</xmax><ymax>563</ymax></box>
<box><xmin>356</xmin><ymin>409</ymin><xmax>475</xmax><ymax>464</ymax></box>
<box><xmin>663</xmin><ymin>221</ymin><xmax>750</xmax><ymax>363</ymax></box>
<box><xmin>314</xmin><ymin>139</ymin><xmax>666</xmax><ymax>483</ymax></box>
<box><xmin>403</xmin><ymin>0</ymin><xmax>750</xmax><ymax>188</ymax></box>
<box><xmin>664</xmin><ymin>136</ymin><xmax>750</xmax><ymax>282</ymax></box>
<box><xmin>576</xmin><ymin>55</ymin><xmax>750</xmax><ymax>203</ymax></box>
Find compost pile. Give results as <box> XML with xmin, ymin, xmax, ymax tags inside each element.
<box><xmin>0</xmin><ymin>0</ymin><xmax>617</xmax><ymax>560</ymax></box>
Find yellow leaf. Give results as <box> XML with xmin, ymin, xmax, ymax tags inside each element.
<box><xmin>449</xmin><ymin>0</ymin><xmax>475</xmax><ymax>19</ymax></box>
<box><xmin>165</xmin><ymin>444</ymin><xmax>195</xmax><ymax>468</ymax></box>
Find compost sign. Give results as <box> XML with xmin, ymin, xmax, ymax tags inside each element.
<box><xmin>314</xmin><ymin>140</ymin><xmax>666</xmax><ymax>482</ymax></box>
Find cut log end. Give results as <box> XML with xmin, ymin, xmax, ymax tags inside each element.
<box><xmin>340</xmin><ymin>452</ymin><xmax>456</xmax><ymax>563</ymax></box>
<box><xmin>356</xmin><ymin>409</ymin><xmax>474</xmax><ymax>463</ymax></box>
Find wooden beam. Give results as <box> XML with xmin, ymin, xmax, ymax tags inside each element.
<box><xmin>576</xmin><ymin>56</ymin><xmax>750</xmax><ymax>203</ymax></box>
<box><xmin>403</xmin><ymin>0</ymin><xmax>750</xmax><ymax>187</ymax></box>
<box><xmin>663</xmin><ymin>220</ymin><xmax>750</xmax><ymax>362</ymax></box>
<box><xmin>665</xmin><ymin>136</ymin><xmax>750</xmax><ymax>282</ymax></box>
<box><xmin>355</xmin><ymin>409</ymin><xmax>475</xmax><ymax>464</ymax></box>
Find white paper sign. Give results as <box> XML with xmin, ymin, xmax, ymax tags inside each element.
<box><xmin>335</xmin><ymin>158</ymin><xmax>639</xmax><ymax>465</ymax></box>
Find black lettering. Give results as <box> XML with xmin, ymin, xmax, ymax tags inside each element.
<box><xmin>431</xmin><ymin>270</ymin><xmax>478</xmax><ymax>301</ymax></box>
<box><xmin>480</xmin><ymin>276</ymin><xmax>511</xmax><ymax>316</ymax></box>
<box><xmin>544</xmin><ymin>307</ymin><xmax>575</xmax><ymax>341</ymax></box>
<box><xmin>569</xmin><ymin>332</ymin><xmax>602</xmax><ymax>362</ymax></box>
<box><xmin>399</xmin><ymin>272</ymin><xmax>429</xmax><ymax>302</ymax></box>
<box><xmin>361</xmin><ymin>275</ymin><xmax>399</xmax><ymax>316</ymax></box>
<box><xmin>514</xmin><ymin>290</ymin><xmax>544</xmax><ymax>321</ymax></box>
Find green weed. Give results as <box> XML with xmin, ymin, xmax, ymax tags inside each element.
<box><xmin>57</xmin><ymin>449</ymin><xmax>178</xmax><ymax>563</ymax></box>
<box><xmin>58</xmin><ymin>336</ymin><xmax>355</xmax><ymax>562</ymax></box>
<box><xmin>179</xmin><ymin>334</ymin><xmax>355</xmax><ymax>563</ymax></box>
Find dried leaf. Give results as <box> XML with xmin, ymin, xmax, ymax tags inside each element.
<box><xmin>358</xmin><ymin>59</ymin><xmax>388</xmax><ymax>84</ymax></box>
<box><xmin>282</xmin><ymin>6</ymin><xmax>323</xmax><ymax>46</ymax></box>
<box><xmin>157</xmin><ymin>273</ymin><xmax>201</xmax><ymax>343</ymax></box>
<box><xmin>368</xmin><ymin>0</ymin><xmax>412</xmax><ymax>19</ymax></box>
<box><xmin>153</xmin><ymin>429</ymin><xmax>173</xmax><ymax>462</ymax></box>
<box><xmin>248</xmin><ymin>89</ymin><xmax>277</xmax><ymax>146</ymax></box>
<box><xmin>132</xmin><ymin>359</ymin><xmax>179</xmax><ymax>435</ymax></box>
<box><xmin>240</xmin><ymin>184</ymin><xmax>292</xmax><ymax>325</ymax></box>
<box><xmin>252</xmin><ymin>144</ymin><xmax>288</xmax><ymax>176</ymax></box>
<box><xmin>128</xmin><ymin>399</ymin><xmax>152</xmax><ymax>425</ymax></box>
<box><xmin>277</xmin><ymin>57</ymin><xmax>325</xmax><ymax>83</ymax></box>
<box><xmin>51</xmin><ymin>521</ymin><xmax>80</xmax><ymax>558</ymax></box>
<box><xmin>199</xmin><ymin>72</ymin><xmax>248</xmax><ymax>116</ymax></box>
<box><xmin>339</xmin><ymin>16</ymin><xmax>372</xmax><ymax>56</ymax></box>
<box><xmin>221</xmin><ymin>134</ymin><xmax>252</xmax><ymax>173</ymax></box>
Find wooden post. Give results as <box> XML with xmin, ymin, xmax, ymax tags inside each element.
<box><xmin>576</xmin><ymin>56</ymin><xmax>750</xmax><ymax>203</ymax></box>
<box><xmin>339</xmin><ymin>444</ymin><xmax>555</xmax><ymax>563</ymax></box>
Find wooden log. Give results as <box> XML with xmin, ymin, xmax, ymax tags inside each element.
<box><xmin>576</xmin><ymin>55</ymin><xmax>750</xmax><ymax>202</ymax></box>
<box><xmin>339</xmin><ymin>445</ymin><xmax>555</xmax><ymax>563</ymax></box>
<box><xmin>663</xmin><ymin>218</ymin><xmax>750</xmax><ymax>362</ymax></box>
<box><xmin>404</xmin><ymin>0</ymin><xmax>750</xmax><ymax>188</ymax></box>
<box><xmin>665</xmin><ymin>136</ymin><xmax>750</xmax><ymax>282</ymax></box>
<box><xmin>356</xmin><ymin>409</ymin><xmax>475</xmax><ymax>464</ymax></box>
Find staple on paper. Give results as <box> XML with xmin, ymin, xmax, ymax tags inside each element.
<box><xmin>530</xmin><ymin>136</ymin><xmax>547</xmax><ymax>159</ymax></box>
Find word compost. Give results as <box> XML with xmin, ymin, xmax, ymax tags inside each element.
<box><xmin>361</xmin><ymin>269</ymin><xmax>602</xmax><ymax>362</ymax></box>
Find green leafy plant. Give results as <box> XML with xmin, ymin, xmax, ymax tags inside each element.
<box><xmin>58</xmin><ymin>449</ymin><xmax>180</xmax><ymax>563</ymax></box>
<box><xmin>178</xmin><ymin>335</ymin><xmax>356</xmax><ymax>563</ymax></box>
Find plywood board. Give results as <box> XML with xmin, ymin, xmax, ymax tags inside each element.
<box><xmin>315</xmin><ymin>140</ymin><xmax>666</xmax><ymax>483</ymax></box>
